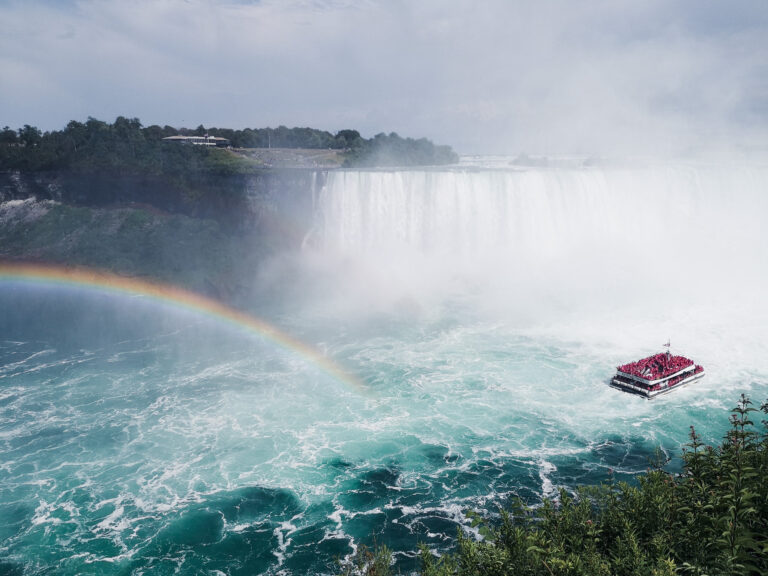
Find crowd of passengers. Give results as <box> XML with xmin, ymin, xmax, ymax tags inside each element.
<box><xmin>618</xmin><ymin>352</ymin><xmax>694</xmax><ymax>380</ymax></box>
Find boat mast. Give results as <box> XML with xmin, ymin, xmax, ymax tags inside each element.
<box><xmin>664</xmin><ymin>338</ymin><xmax>671</xmax><ymax>359</ymax></box>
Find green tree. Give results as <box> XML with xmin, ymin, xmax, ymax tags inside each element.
<box><xmin>18</xmin><ymin>124</ymin><xmax>42</xmax><ymax>147</ymax></box>
<box><xmin>0</xmin><ymin>126</ymin><xmax>18</xmax><ymax>145</ymax></box>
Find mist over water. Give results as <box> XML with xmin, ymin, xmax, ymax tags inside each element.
<box><xmin>302</xmin><ymin>163</ymin><xmax>768</xmax><ymax>350</ymax></box>
<box><xmin>2</xmin><ymin>160</ymin><xmax>768</xmax><ymax>574</ymax></box>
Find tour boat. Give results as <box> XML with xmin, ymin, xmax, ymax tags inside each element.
<box><xmin>611</xmin><ymin>344</ymin><xmax>704</xmax><ymax>398</ymax></box>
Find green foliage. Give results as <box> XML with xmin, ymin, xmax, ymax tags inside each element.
<box><xmin>342</xmin><ymin>132</ymin><xmax>459</xmax><ymax>167</ymax></box>
<box><xmin>338</xmin><ymin>543</ymin><xmax>394</xmax><ymax>576</ymax></box>
<box><xmin>417</xmin><ymin>396</ymin><xmax>768</xmax><ymax>576</ymax></box>
<box><xmin>0</xmin><ymin>117</ymin><xmax>458</xmax><ymax>174</ymax></box>
<box><xmin>0</xmin><ymin>126</ymin><xmax>19</xmax><ymax>145</ymax></box>
<box><xmin>206</xmin><ymin>125</ymin><xmax>363</xmax><ymax>150</ymax></box>
<box><xmin>0</xmin><ymin>115</ymin><xmax>240</xmax><ymax>176</ymax></box>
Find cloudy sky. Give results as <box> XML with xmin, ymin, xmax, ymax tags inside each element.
<box><xmin>1</xmin><ymin>0</ymin><xmax>767</xmax><ymax>155</ymax></box>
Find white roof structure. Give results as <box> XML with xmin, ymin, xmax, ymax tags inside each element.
<box><xmin>162</xmin><ymin>135</ymin><xmax>229</xmax><ymax>146</ymax></box>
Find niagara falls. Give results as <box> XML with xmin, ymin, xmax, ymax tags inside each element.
<box><xmin>2</xmin><ymin>1</ymin><xmax>768</xmax><ymax>575</ymax></box>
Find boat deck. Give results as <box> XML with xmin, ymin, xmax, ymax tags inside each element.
<box><xmin>611</xmin><ymin>351</ymin><xmax>704</xmax><ymax>398</ymax></box>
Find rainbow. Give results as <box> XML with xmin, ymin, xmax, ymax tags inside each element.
<box><xmin>0</xmin><ymin>262</ymin><xmax>368</xmax><ymax>394</ymax></box>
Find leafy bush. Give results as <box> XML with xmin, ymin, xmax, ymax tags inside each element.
<box><xmin>417</xmin><ymin>395</ymin><xmax>768</xmax><ymax>576</ymax></box>
<box><xmin>342</xmin><ymin>132</ymin><xmax>459</xmax><ymax>167</ymax></box>
<box><xmin>337</xmin><ymin>543</ymin><xmax>394</xmax><ymax>576</ymax></box>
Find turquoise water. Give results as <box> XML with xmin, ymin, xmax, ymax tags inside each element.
<box><xmin>2</xmin><ymin>163</ymin><xmax>768</xmax><ymax>574</ymax></box>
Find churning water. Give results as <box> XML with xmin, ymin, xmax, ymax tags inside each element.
<box><xmin>2</xmin><ymin>161</ymin><xmax>767</xmax><ymax>574</ymax></box>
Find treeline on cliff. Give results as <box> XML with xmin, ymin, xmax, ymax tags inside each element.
<box><xmin>341</xmin><ymin>131</ymin><xmax>459</xmax><ymax>167</ymax></box>
<box><xmin>344</xmin><ymin>395</ymin><xmax>768</xmax><ymax>576</ymax></box>
<box><xmin>0</xmin><ymin>118</ymin><xmax>248</xmax><ymax>176</ymax></box>
<box><xmin>0</xmin><ymin>117</ymin><xmax>458</xmax><ymax>174</ymax></box>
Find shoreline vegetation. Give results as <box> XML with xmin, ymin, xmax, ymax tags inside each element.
<box><xmin>342</xmin><ymin>395</ymin><xmax>768</xmax><ymax>576</ymax></box>
<box><xmin>0</xmin><ymin>116</ymin><xmax>459</xmax><ymax>174</ymax></box>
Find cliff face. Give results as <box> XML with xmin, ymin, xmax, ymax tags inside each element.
<box><xmin>0</xmin><ymin>169</ymin><xmax>324</xmax><ymax>301</ymax></box>
<box><xmin>0</xmin><ymin>168</ymin><xmax>320</xmax><ymax>233</ymax></box>
<box><xmin>0</xmin><ymin>170</ymin><xmax>66</xmax><ymax>202</ymax></box>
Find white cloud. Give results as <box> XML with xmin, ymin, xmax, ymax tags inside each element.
<box><xmin>1</xmin><ymin>0</ymin><xmax>766</xmax><ymax>155</ymax></box>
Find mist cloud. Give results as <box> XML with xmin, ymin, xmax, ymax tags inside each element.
<box><xmin>1</xmin><ymin>0</ymin><xmax>766</xmax><ymax>155</ymax></box>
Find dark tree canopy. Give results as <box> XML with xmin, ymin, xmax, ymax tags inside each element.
<box><xmin>0</xmin><ymin>116</ymin><xmax>458</xmax><ymax>172</ymax></box>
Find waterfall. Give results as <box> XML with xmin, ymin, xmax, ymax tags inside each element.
<box><xmin>319</xmin><ymin>164</ymin><xmax>763</xmax><ymax>253</ymax></box>
<box><xmin>308</xmin><ymin>162</ymin><xmax>768</xmax><ymax>314</ymax></box>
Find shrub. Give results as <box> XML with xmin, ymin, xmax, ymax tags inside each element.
<box><xmin>416</xmin><ymin>395</ymin><xmax>768</xmax><ymax>576</ymax></box>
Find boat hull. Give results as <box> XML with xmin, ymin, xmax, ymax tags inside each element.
<box><xmin>610</xmin><ymin>370</ymin><xmax>705</xmax><ymax>399</ymax></box>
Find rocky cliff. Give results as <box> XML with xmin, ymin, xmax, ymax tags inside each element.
<box><xmin>0</xmin><ymin>169</ymin><xmax>323</xmax><ymax>301</ymax></box>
